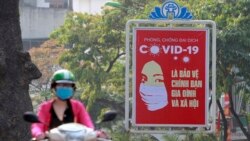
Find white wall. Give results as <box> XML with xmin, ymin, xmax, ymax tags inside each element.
<box><xmin>36</xmin><ymin>0</ymin><xmax>49</xmax><ymax>8</ymax></box>
<box><xmin>20</xmin><ymin>6</ymin><xmax>67</xmax><ymax>39</ymax></box>
<box><xmin>73</xmin><ymin>0</ymin><xmax>109</xmax><ymax>14</ymax></box>
<box><xmin>20</xmin><ymin>0</ymin><xmax>107</xmax><ymax>39</ymax></box>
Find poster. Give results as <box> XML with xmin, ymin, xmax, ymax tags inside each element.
<box><xmin>133</xmin><ymin>28</ymin><xmax>209</xmax><ymax>126</ymax></box>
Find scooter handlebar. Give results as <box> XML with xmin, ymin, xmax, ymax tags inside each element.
<box><xmin>30</xmin><ymin>137</ymin><xmax>49</xmax><ymax>141</ymax></box>
<box><xmin>97</xmin><ymin>138</ymin><xmax>112</xmax><ymax>141</ymax></box>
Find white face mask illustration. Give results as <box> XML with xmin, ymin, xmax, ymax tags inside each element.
<box><xmin>139</xmin><ymin>61</ymin><xmax>168</xmax><ymax>111</ymax></box>
<box><xmin>139</xmin><ymin>83</ymin><xmax>168</xmax><ymax>111</ymax></box>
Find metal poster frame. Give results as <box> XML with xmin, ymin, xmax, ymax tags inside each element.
<box><xmin>125</xmin><ymin>20</ymin><xmax>216</xmax><ymax>134</ymax></box>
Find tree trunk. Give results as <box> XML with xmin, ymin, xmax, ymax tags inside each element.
<box><xmin>0</xmin><ymin>0</ymin><xmax>41</xmax><ymax>140</ymax></box>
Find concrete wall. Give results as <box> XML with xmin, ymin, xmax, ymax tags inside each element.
<box><xmin>19</xmin><ymin>0</ymin><xmax>107</xmax><ymax>50</ymax></box>
<box><xmin>20</xmin><ymin>6</ymin><xmax>67</xmax><ymax>39</ymax></box>
<box><xmin>73</xmin><ymin>0</ymin><xmax>109</xmax><ymax>14</ymax></box>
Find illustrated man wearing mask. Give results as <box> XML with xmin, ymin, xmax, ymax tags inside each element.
<box><xmin>139</xmin><ymin>60</ymin><xmax>168</xmax><ymax>111</ymax></box>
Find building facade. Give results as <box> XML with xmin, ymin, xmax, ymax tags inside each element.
<box><xmin>20</xmin><ymin>0</ymin><xmax>108</xmax><ymax>50</ymax></box>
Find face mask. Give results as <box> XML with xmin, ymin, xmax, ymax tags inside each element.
<box><xmin>55</xmin><ymin>86</ymin><xmax>74</xmax><ymax>100</ymax></box>
<box><xmin>139</xmin><ymin>83</ymin><xmax>168</xmax><ymax>111</ymax></box>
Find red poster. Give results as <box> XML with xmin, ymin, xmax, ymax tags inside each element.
<box><xmin>133</xmin><ymin>28</ymin><xmax>209</xmax><ymax>126</ymax></box>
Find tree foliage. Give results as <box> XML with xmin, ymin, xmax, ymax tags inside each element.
<box><xmin>29</xmin><ymin>40</ymin><xmax>66</xmax><ymax>88</ymax></box>
<box><xmin>50</xmin><ymin>11</ymin><xmax>126</xmax><ymax>118</ymax></box>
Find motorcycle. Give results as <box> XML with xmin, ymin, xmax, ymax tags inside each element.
<box><xmin>23</xmin><ymin>110</ymin><xmax>117</xmax><ymax>141</ymax></box>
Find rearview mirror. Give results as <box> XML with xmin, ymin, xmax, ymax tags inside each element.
<box><xmin>96</xmin><ymin>110</ymin><xmax>117</xmax><ymax>124</ymax></box>
<box><xmin>23</xmin><ymin>111</ymin><xmax>41</xmax><ymax>123</ymax></box>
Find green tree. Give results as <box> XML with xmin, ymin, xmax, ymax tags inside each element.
<box><xmin>50</xmin><ymin>12</ymin><xmax>126</xmax><ymax>118</ymax></box>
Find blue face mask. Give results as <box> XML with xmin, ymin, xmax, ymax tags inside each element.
<box><xmin>55</xmin><ymin>87</ymin><xmax>74</xmax><ymax>100</ymax></box>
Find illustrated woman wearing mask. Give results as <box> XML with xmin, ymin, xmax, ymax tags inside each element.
<box><xmin>139</xmin><ymin>60</ymin><xmax>168</xmax><ymax>111</ymax></box>
<box><xmin>31</xmin><ymin>69</ymin><xmax>94</xmax><ymax>140</ymax></box>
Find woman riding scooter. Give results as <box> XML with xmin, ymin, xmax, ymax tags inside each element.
<box><xmin>31</xmin><ymin>69</ymin><xmax>103</xmax><ymax>140</ymax></box>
